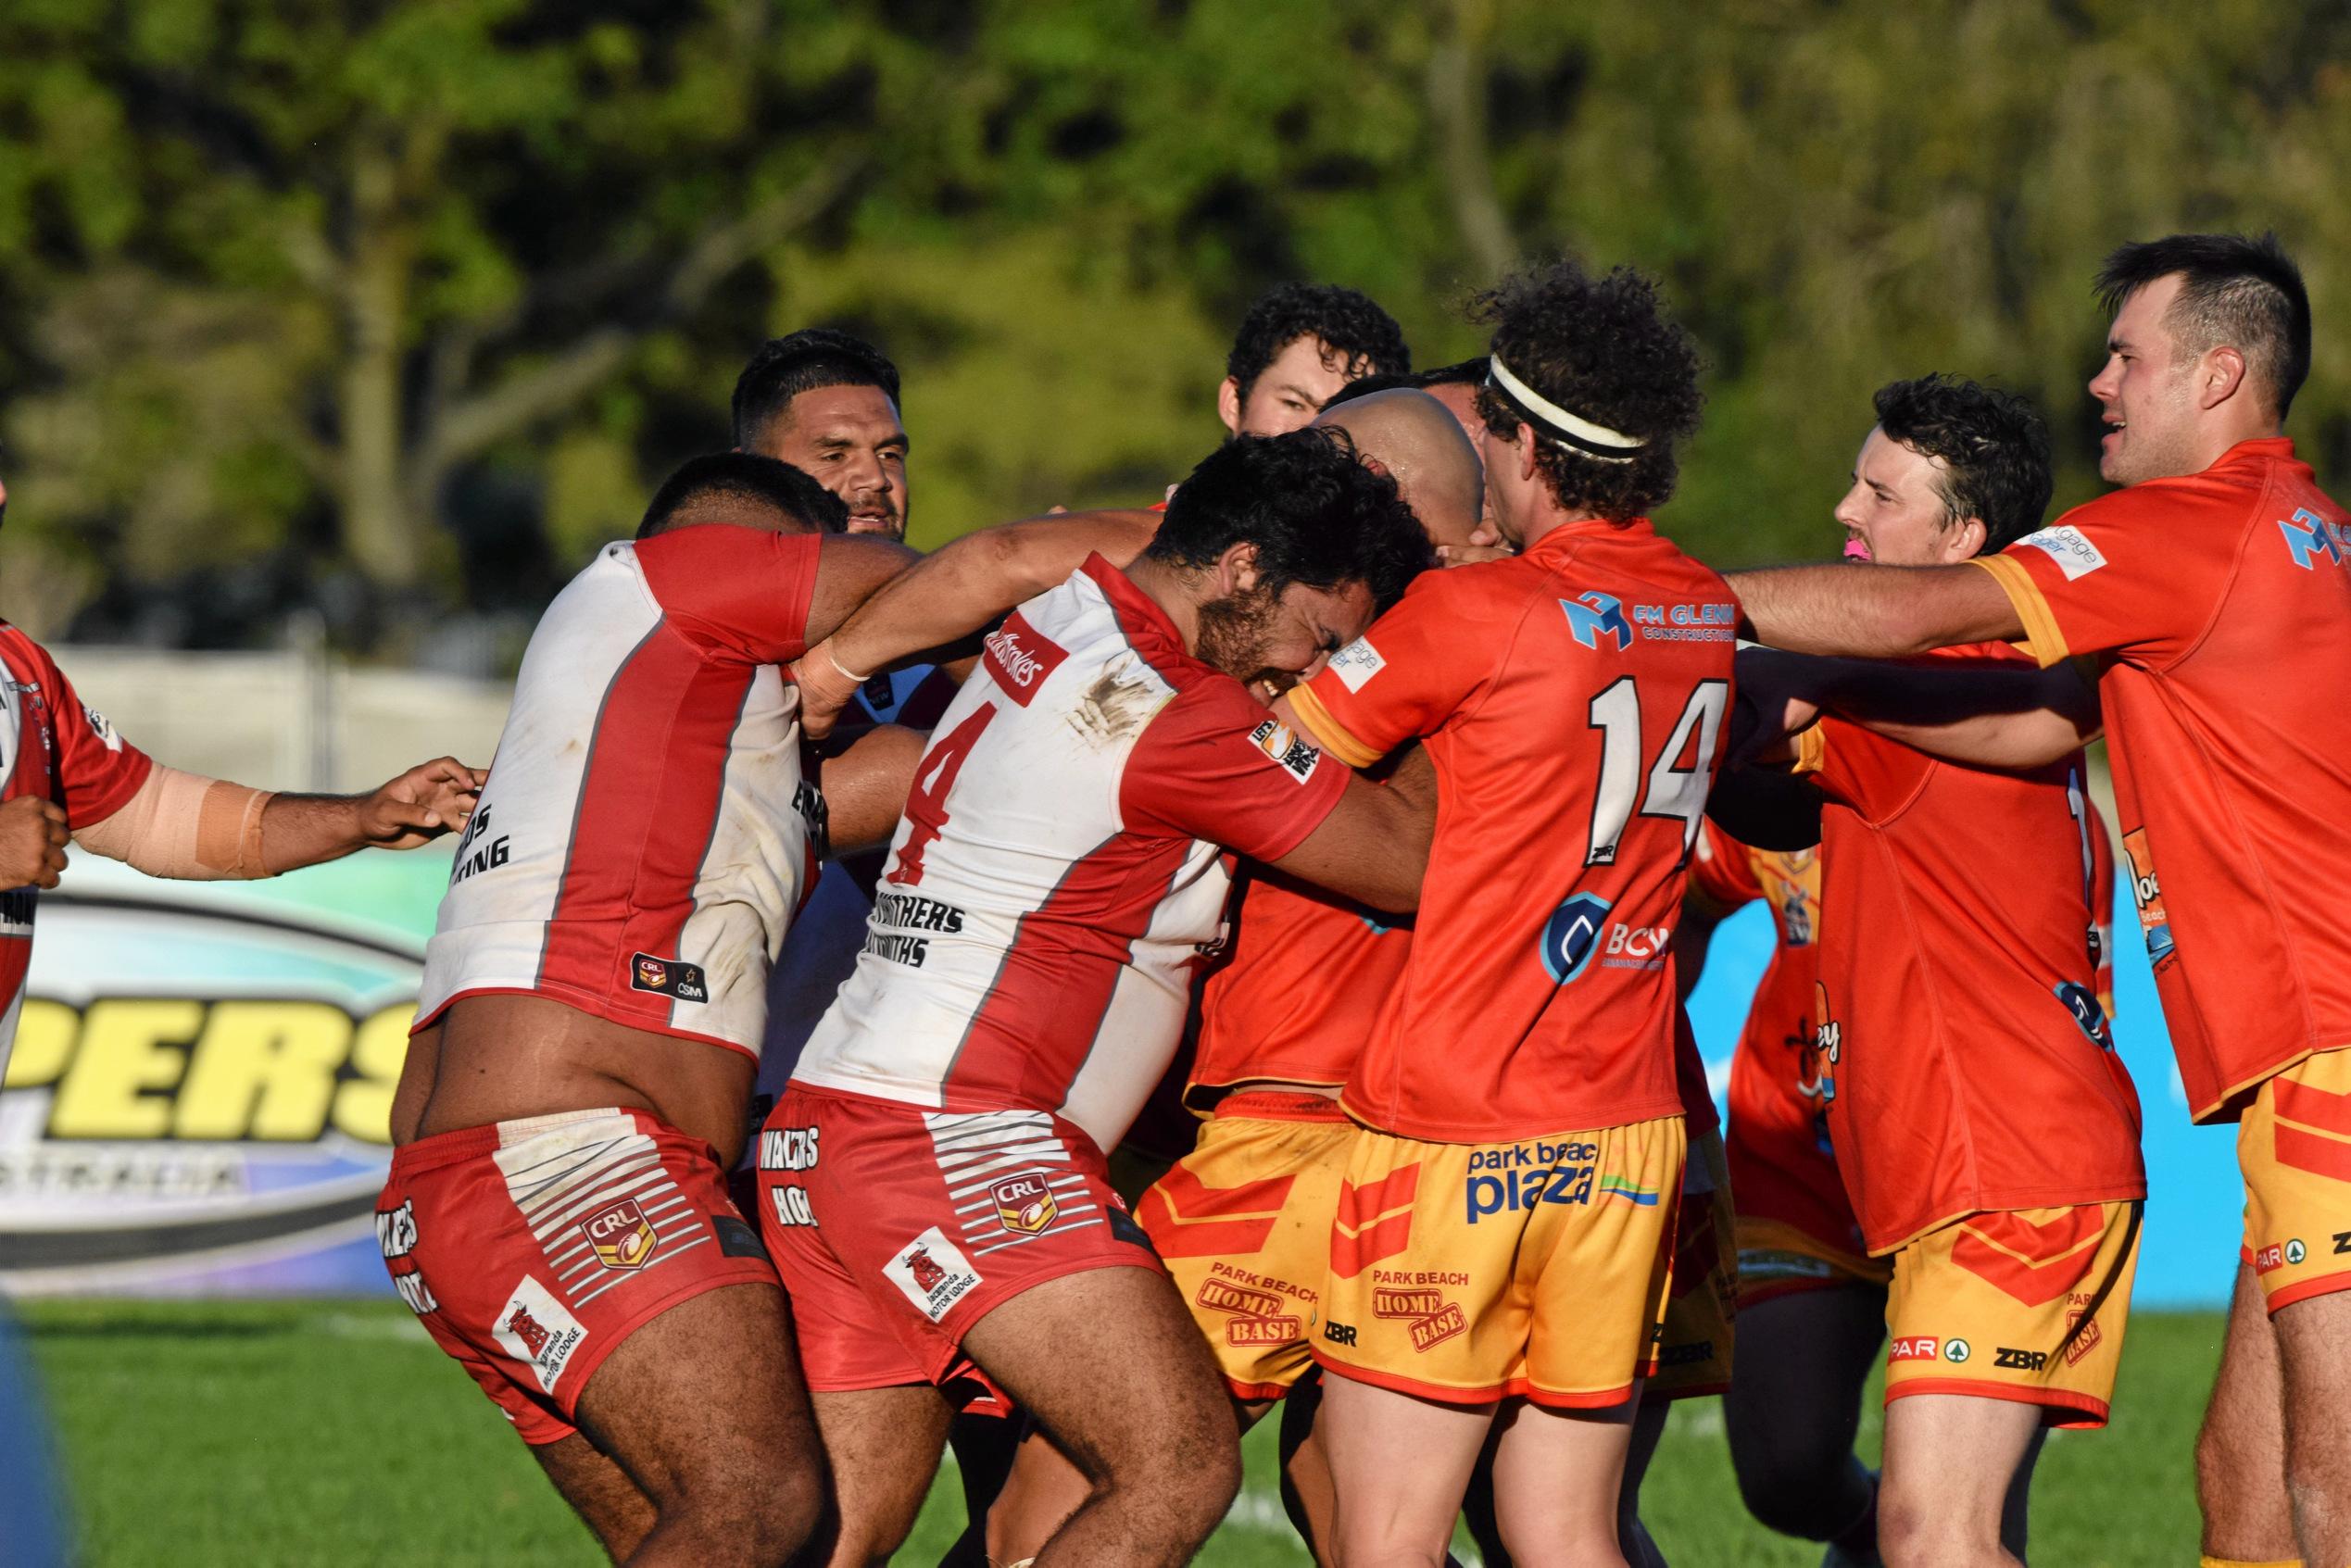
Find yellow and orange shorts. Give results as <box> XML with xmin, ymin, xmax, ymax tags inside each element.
<box><xmin>1734</xmin><ymin>1214</ymin><xmax>1894</xmax><ymax>1305</ymax></box>
<box><xmin>1313</xmin><ymin>1114</ymin><xmax>1684</xmax><ymax>1409</ymax></box>
<box><xmin>1134</xmin><ymin>1092</ymin><xmax>1355</xmax><ymax>1402</ymax></box>
<box><xmin>1645</xmin><ymin>1127</ymin><xmax>1737</xmax><ymax>1399</ymax></box>
<box><xmin>1883</xmin><ymin>1199</ymin><xmax>2141</xmax><ymax>1429</ymax></box>
<box><xmin>2239</xmin><ymin>1047</ymin><xmax>2351</xmax><ymax>1314</ymax></box>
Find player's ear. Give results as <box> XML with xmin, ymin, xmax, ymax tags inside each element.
<box><xmin>1514</xmin><ymin>422</ymin><xmax>1540</xmax><ymax>483</ymax></box>
<box><xmin>2200</xmin><ymin>345</ymin><xmax>2249</xmax><ymax>412</ymax></box>
<box><xmin>1217</xmin><ymin>540</ymin><xmax>1262</xmax><ymax>596</ymax></box>
<box><xmin>1218</xmin><ymin>376</ymin><xmax>1245</xmax><ymax>436</ymax></box>
<box><xmin>1946</xmin><ymin>516</ymin><xmax>1988</xmax><ymax>563</ymax></box>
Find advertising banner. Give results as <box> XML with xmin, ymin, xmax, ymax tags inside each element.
<box><xmin>0</xmin><ymin>853</ymin><xmax>2244</xmax><ymax>1306</ymax></box>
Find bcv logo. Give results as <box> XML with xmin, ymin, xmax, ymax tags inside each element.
<box><xmin>981</xmin><ymin>612</ymin><xmax>1069</xmax><ymax>707</ymax></box>
<box><xmin>1541</xmin><ymin>893</ymin><xmax>1613</xmax><ymax>985</ymax></box>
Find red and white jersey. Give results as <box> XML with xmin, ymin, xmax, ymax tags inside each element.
<box><xmin>416</xmin><ymin>527</ymin><xmax>825</xmax><ymax>1060</ymax></box>
<box><xmin>792</xmin><ymin>556</ymin><xmax>1348</xmax><ymax>1154</ymax></box>
<box><xmin>0</xmin><ymin>626</ymin><xmax>152</xmax><ymax>1071</ymax></box>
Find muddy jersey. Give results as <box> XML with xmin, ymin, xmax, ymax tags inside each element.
<box><xmin>1973</xmin><ymin>438</ymin><xmax>2351</xmax><ymax>1119</ymax></box>
<box><xmin>792</xmin><ymin>555</ymin><xmax>1348</xmax><ymax>1155</ymax></box>
<box><xmin>416</xmin><ymin>526</ymin><xmax>824</xmax><ymax>1059</ymax></box>
<box><xmin>0</xmin><ymin>627</ymin><xmax>153</xmax><ymax>1069</ymax></box>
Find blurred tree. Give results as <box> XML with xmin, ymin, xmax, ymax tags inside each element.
<box><xmin>0</xmin><ymin>0</ymin><xmax>2345</xmax><ymax>654</ymax></box>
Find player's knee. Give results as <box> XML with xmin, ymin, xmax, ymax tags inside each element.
<box><xmin>1098</xmin><ymin>1424</ymin><xmax>1239</xmax><ymax>1547</ymax></box>
<box><xmin>1729</xmin><ymin>1431</ymin><xmax>1858</xmax><ymax>1537</ymax></box>
<box><xmin>678</xmin><ymin>1464</ymin><xmax>822</xmax><ymax>1566</ymax></box>
<box><xmin>1875</xmin><ymin>1485</ymin><xmax>1986</xmax><ymax>1568</ymax></box>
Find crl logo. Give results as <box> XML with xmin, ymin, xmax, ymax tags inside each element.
<box><xmin>2280</xmin><ymin>508</ymin><xmax>2347</xmax><ymax>571</ymax></box>
<box><xmin>1562</xmin><ymin>592</ymin><xmax>1633</xmax><ymax>652</ymax></box>
<box><xmin>1540</xmin><ymin>893</ymin><xmax>1614</xmax><ymax>984</ymax></box>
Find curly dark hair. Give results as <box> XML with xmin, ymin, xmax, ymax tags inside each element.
<box><xmin>1225</xmin><ymin>283</ymin><xmax>1412</xmax><ymax>406</ymax></box>
<box><xmin>1148</xmin><ymin>428</ymin><xmax>1432</xmax><ymax>611</ymax></box>
<box><xmin>2095</xmin><ymin>232</ymin><xmax>2310</xmax><ymax>420</ymax></box>
<box><xmin>1471</xmin><ymin>260</ymin><xmax>1704</xmax><ymax>521</ymax></box>
<box><xmin>731</xmin><ymin>328</ymin><xmax>903</xmax><ymax>449</ymax></box>
<box><xmin>1872</xmin><ymin>375</ymin><xmax>2053</xmax><ymax>554</ymax></box>
<box><xmin>637</xmin><ymin>452</ymin><xmax>849</xmax><ymax>539</ymax></box>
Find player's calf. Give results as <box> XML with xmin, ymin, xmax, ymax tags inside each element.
<box><xmin>962</xmin><ymin>1268</ymin><xmax>1243</xmax><ymax>1567</ymax></box>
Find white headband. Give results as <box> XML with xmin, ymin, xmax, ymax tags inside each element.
<box><xmin>1487</xmin><ymin>356</ymin><xmax>1647</xmax><ymax>463</ymax></box>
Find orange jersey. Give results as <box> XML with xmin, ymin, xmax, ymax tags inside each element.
<box><xmin>1974</xmin><ymin>438</ymin><xmax>2351</xmax><ymax>1121</ymax></box>
<box><xmin>1293</xmin><ymin>518</ymin><xmax>1737</xmax><ymax>1143</ymax></box>
<box><xmin>1796</xmin><ymin>647</ymin><xmax>2144</xmax><ymax>1252</ymax></box>
<box><xmin>1188</xmin><ymin>871</ymin><xmax>1411</xmax><ymax>1104</ymax></box>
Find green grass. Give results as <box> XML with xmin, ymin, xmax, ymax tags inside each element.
<box><xmin>18</xmin><ymin>1299</ymin><xmax>2222</xmax><ymax>1565</ymax></box>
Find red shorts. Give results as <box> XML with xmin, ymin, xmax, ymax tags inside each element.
<box><xmin>758</xmin><ymin>1083</ymin><xmax>1163</xmax><ymax>1392</ymax></box>
<box><xmin>378</xmin><ymin>1107</ymin><xmax>778</xmax><ymax>1446</ymax></box>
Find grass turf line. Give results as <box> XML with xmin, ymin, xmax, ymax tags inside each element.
<box><xmin>20</xmin><ymin>1299</ymin><xmax>2220</xmax><ymax>1566</ymax></box>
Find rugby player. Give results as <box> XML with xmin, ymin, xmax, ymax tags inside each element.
<box><xmin>959</xmin><ymin>388</ymin><xmax>1487</xmax><ymax>1565</ymax></box>
<box><xmin>381</xmin><ymin>454</ymin><xmax>934</xmax><ymax>1568</ymax></box>
<box><xmin>1276</xmin><ymin>257</ymin><xmax>1729</xmax><ymax>1568</ymax></box>
<box><xmin>734</xmin><ymin>327</ymin><xmax>910</xmax><ymax>538</ymax></box>
<box><xmin>0</xmin><ymin>474</ymin><xmax>484</xmax><ymax>1076</ymax></box>
<box><xmin>1726</xmin><ymin>375</ymin><xmax>2143</xmax><ymax>1568</ymax></box>
<box><xmin>1727</xmin><ymin>233</ymin><xmax>2351</xmax><ymax>1568</ymax></box>
<box><xmin>758</xmin><ymin>430</ymin><xmax>1437</xmax><ymax>1568</ymax></box>
<box><xmin>1219</xmin><ymin>282</ymin><xmax>1413</xmax><ymax>437</ymax></box>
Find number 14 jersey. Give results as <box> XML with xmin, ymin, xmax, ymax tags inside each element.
<box><xmin>1292</xmin><ymin>518</ymin><xmax>1736</xmax><ymax>1144</ymax></box>
<box><xmin>792</xmin><ymin>556</ymin><xmax>1349</xmax><ymax>1155</ymax></box>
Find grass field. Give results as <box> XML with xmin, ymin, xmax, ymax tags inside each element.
<box><xmin>19</xmin><ymin>1298</ymin><xmax>2221</xmax><ymax>1565</ymax></box>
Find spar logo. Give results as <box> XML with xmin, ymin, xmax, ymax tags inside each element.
<box><xmin>583</xmin><ymin>1198</ymin><xmax>660</xmax><ymax>1271</ymax></box>
<box><xmin>981</xmin><ymin>612</ymin><xmax>1068</xmax><ymax>707</ymax></box>
<box><xmin>0</xmin><ymin>874</ymin><xmax>429</xmax><ymax>1292</ymax></box>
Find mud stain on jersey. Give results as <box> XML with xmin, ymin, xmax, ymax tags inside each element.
<box><xmin>1067</xmin><ymin>666</ymin><xmax>1158</xmax><ymax>748</ymax></box>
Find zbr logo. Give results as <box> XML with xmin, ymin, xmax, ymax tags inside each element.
<box><xmin>1540</xmin><ymin>893</ymin><xmax>1613</xmax><ymax>985</ymax></box>
<box><xmin>2280</xmin><ymin>508</ymin><xmax>2348</xmax><ymax>571</ymax></box>
<box><xmin>1561</xmin><ymin>591</ymin><xmax>1633</xmax><ymax>653</ymax></box>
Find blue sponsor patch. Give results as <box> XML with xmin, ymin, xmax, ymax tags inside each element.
<box><xmin>2054</xmin><ymin>980</ymin><xmax>2113</xmax><ymax>1049</ymax></box>
<box><xmin>1540</xmin><ymin>893</ymin><xmax>1613</xmax><ymax>985</ymax></box>
<box><xmin>1561</xmin><ymin>591</ymin><xmax>1633</xmax><ymax>652</ymax></box>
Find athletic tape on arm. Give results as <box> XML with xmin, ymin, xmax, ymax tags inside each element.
<box><xmin>70</xmin><ymin>765</ymin><xmax>274</xmax><ymax>880</ymax></box>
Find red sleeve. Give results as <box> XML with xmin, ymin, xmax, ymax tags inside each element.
<box><xmin>1122</xmin><ymin>676</ymin><xmax>1349</xmax><ymax>862</ymax></box>
<box><xmin>1792</xmin><ymin>715</ymin><xmax>1930</xmax><ymax>822</ymax></box>
<box><xmin>633</xmin><ymin>528</ymin><xmax>823</xmax><ymax>665</ymax></box>
<box><xmin>35</xmin><ymin>648</ymin><xmax>154</xmax><ymax>827</ymax></box>
<box><xmin>1687</xmin><ymin>818</ymin><xmax>1764</xmax><ymax>910</ymax></box>
<box><xmin>1969</xmin><ymin>487</ymin><xmax>2231</xmax><ymax>670</ymax></box>
<box><xmin>1289</xmin><ymin>572</ymin><xmax>1487</xmax><ymax>768</ymax></box>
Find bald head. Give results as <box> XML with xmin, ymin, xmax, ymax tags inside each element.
<box><xmin>1313</xmin><ymin>388</ymin><xmax>1484</xmax><ymax>549</ymax></box>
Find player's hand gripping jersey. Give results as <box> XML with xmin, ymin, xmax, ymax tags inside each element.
<box><xmin>1792</xmin><ymin>647</ymin><xmax>2144</xmax><ymax>1254</ymax></box>
<box><xmin>793</xmin><ymin>555</ymin><xmax>1349</xmax><ymax>1151</ymax></box>
<box><xmin>1291</xmin><ymin>518</ymin><xmax>1737</xmax><ymax>1142</ymax></box>
<box><xmin>1971</xmin><ymin>438</ymin><xmax>2351</xmax><ymax>1120</ymax></box>
<box><xmin>415</xmin><ymin>526</ymin><xmax>826</xmax><ymax>1058</ymax></box>
<box><xmin>0</xmin><ymin>627</ymin><xmax>152</xmax><ymax>1060</ymax></box>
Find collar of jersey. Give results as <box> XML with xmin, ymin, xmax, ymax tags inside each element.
<box><xmin>1078</xmin><ymin>552</ymin><xmax>1197</xmax><ymax>672</ymax></box>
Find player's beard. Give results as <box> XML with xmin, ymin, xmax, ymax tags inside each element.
<box><xmin>1194</xmin><ymin>583</ymin><xmax>1292</xmax><ymax>695</ymax></box>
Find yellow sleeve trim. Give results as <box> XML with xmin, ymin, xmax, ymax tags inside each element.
<box><xmin>1289</xmin><ymin>684</ymin><xmax>1382</xmax><ymax>770</ymax></box>
<box><xmin>1791</xmin><ymin>722</ymin><xmax>1828</xmax><ymax>777</ymax></box>
<box><xmin>1968</xmin><ymin>555</ymin><xmax>2071</xmax><ymax>670</ymax></box>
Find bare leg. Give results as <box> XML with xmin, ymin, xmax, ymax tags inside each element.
<box><xmin>1319</xmin><ymin>1373</ymin><xmax>1496</xmax><ymax>1567</ymax></box>
<box><xmin>532</xmin><ymin>1433</ymin><xmax>658</xmax><ymax>1562</ymax></box>
<box><xmin>799</xmin><ymin>1385</ymin><xmax>954</xmax><ymax>1568</ymax></box>
<box><xmin>1996</xmin><ymin>1424</ymin><xmax>2046</xmax><ymax>1562</ymax></box>
<box><xmin>2275</xmin><ymin>1286</ymin><xmax>2351</xmax><ymax>1566</ymax></box>
<box><xmin>1876</xmin><ymin>1393</ymin><xmax>2040</xmax><ymax>1568</ymax></box>
<box><xmin>1723</xmin><ymin>1286</ymin><xmax>1886</xmax><ymax>1551</ymax></box>
<box><xmin>961</xmin><ymin>1268</ymin><xmax>1242</xmax><ymax>1567</ymax></box>
<box><xmin>2197</xmin><ymin>1262</ymin><xmax>2298</xmax><ymax>1563</ymax></box>
<box><xmin>569</xmin><ymin>1282</ymin><xmax>823</xmax><ymax>1568</ymax></box>
<box><xmin>938</xmin><ymin>1410</ymin><xmax>1024</xmax><ymax>1567</ymax></box>
<box><xmin>1616</xmin><ymin>1399</ymin><xmax>1672</xmax><ymax>1568</ymax></box>
<box><xmin>1483</xmin><ymin>1394</ymin><xmax>1641</xmax><ymax>1568</ymax></box>
<box><xmin>1273</xmin><ymin>1384</ymin><xmax>1340</xmax><ymax>1566</ymax></box>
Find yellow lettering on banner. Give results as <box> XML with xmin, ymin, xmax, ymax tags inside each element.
<box><xmin>4</xmin><ymin>999</ymin><xmax>80</xmax><ymax>1088</ymax></box>
<box><xmin>50</xmin><ymin>999</ymin><xmax>204</xmax><ymax>1138</ymax></box>
<box><xmin>332</xmin><ymin>1005</ymin><xmax>415</xmax><ymax>1145</ymax></box>
<box><xmin>174</xmin><ymin>1001</ymin><xmax>349</xmax><ymax>1140</ymax></box>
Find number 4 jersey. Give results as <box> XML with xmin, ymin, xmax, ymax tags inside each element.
<box><xmin>791</xmin><ymin>555</ymin><xmax>1350</xmax><ymax>1155</ymax></box>
<box><xmin>1291</xmin><ymin>517</ymin><xmax>1736</xmax><ymax>1144</ymax></box>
